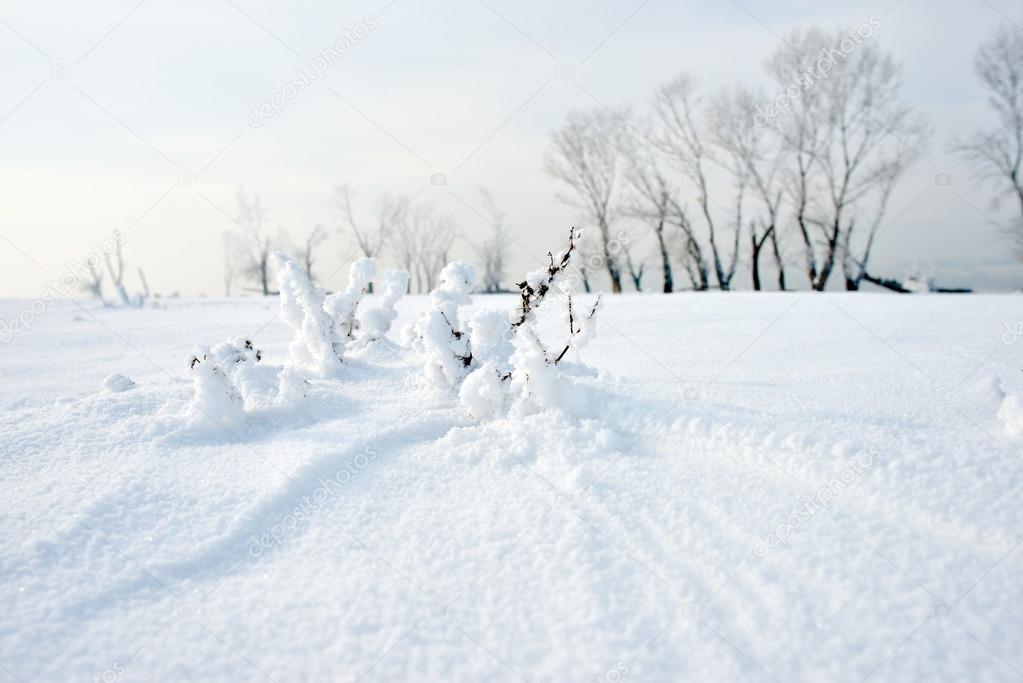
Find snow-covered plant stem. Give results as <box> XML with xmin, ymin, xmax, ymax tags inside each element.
<box><xmin>274</xmin><ymin>252</ymin><xmax>342</xmax><ymax>376</ymax></box>
<box><xmin>187</xmin><ymin>338</ymin><xmax>263</xmax><ymax>427</ymax></box>
<box><xmin>324</xmin><ymin>257</ymin><xmax>375</xmax><ymax>353</ymax></box>
<box><xmin>403</xmin><ymin>262</ymin><xmax>475</xmax><ymax>385</ymax></box>
<box><xmin>356</xmin><ymin>269</ymin><xmax>410</xmax><ymax>345</ymax></box>
<box><xmin>459</xmin><ymin>227</ymin><xmax>604</xmax><ymax>418</ymax></box>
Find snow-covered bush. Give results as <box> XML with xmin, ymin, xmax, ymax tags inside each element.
<box><xmin>455</xmin><ymin>228</ymin><xmax>603</xmax><ymax>419</ymax></box>
<box><xmin>403</xmin><ymin>262</ymin><xmax>475</xmax><ymax>385</ymax></box>
<box><xmin>187</xmin><ymin>338</ymin><xmax>262</xmax><ymax>427</ymax></box>
<box><xmin>324</xmin><ymin>257</ymin><xmax>375</xmax><ymax>352</ymax></box>
<box><xmin>355</xmin><ymin>269</ymin><xmax>410</xmax><ymax>346</ymax></box>
<box><xmin>275</xmin><ymin>252</ymin><xmax>341</xmax><ymax>377</ymax></box>
<box><xmin>276</xmin><ymin>253</ymin><xmax>402</xmax><ymax>374</ymax></box>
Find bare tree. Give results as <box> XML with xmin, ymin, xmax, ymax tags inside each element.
<box><xmin>389</xmin><ymin>201</ymin><xmax>422</xmax><ymax>292</ymax></box>
<box><xmin>222</xmin><ymin>231</ymin><xmax>236</xmax><ymax>296</ymax></box>
<box><xmin>475</xmin><ymin>189</ymin><xmax>511</xmax><ymax>293</ymax></box>
<box><xmin>622</xmin><ymin>139</ymin><xmax>677</xmax><ymax>292</ymax></box>
<box><xmin>236</xmin><ymin>188</ymin><xmax>273</xmax><ymax>296</ymax></box>
<box><xmin>955</xmin><ymin>23</ymin><xmax>1023</xmax><ymax>255</ymax></box>
<box><xmin>137</xmin><ymin>267</ymin><xmax>151</xmax><ymax>299</ymax></box>
<box><xmin>624</xmin><ymin>244</ymin><xmax>645</xmax><ymax>291</ymax></box>
<box><xmin>388</xmin><ymin>201</ymin><xmax>456</xmax><ymax>293</ymax></box>
<box><xmin>81</xmin><ymin>261</ymin><xmax>105</xmax><ymax>302</ymax></box>
<box><xmin>284</xmin><ymin>223</ymin><xmax>328</xmax><ymax>282</ymax></box>
<box><xmin>767</xmin><ymin>28</ymin><xmax>829</xmax><ymax>289</ymax></box>
<box><xmin>710</xmin><ymin>85</ymin><xmax>786</xmax><ymax>291</ymax></box>
<box><xmin>336</xmin><ymin>184</ymin><xmax>403</xmax><ymax>291</ymax></box>
<box><xmin>768</xmin><ymin>29</ymin><xmax>927</xmax><ymax>290</ymax></box>
<box><xmin>104</xmin><ymin>229</ymin><xmax>131</xmax><ymax>305</ymax></box>
<box><xmin>653</xmin><ymin>75</ymin><xmax>741</xmax><ymax>290</ymax></box>
<box><xmin>545</xmin><ymin>108</ymin><xmax>628</xmax><ymax>293</ymax></box>
<box><xmin>418</xmin><ymin>214</ymin><xmax>457</xmax><ymax>292</ymax></box>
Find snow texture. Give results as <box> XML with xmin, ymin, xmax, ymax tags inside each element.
<box><xmin>2</xmin><ymin>293</ymin><xmax>1022</xmax><ymax>682</ymax></box>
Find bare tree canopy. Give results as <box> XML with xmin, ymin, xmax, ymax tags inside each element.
<box><xmin>389</xmin><ymin>201</ymin><xmax>457</xmax><ymax>293</ymax></box>
<box><xmin>767</xmin><ymin>27</ymin><xmax>928</xmax><ymax>290</ymax></box>
<box><xmin>235</xmin><ymin>188</ymin><xmax>274</xmax><ymax>296</ymax></box>
<box><xmin>709</xmin><ymin>85</ymin><xmax>786</xmax><ymax>291</ymax></box>
<box><xmin>545</xmin><ymin>107</ymin><xmax>628</xmax><ymax>293</ymax></box>
<box><xmin>475</xmin><ymin>188</ymin><xmax>511</xmax><ymax>293</ymax></box>
<box><xmin>955</xmin><ymin>23</ymin><xmax>1023</xmax><ymax>257</ymax></box>
<box><xmin>653</xmin><ymin>75</ymin><xmax>741</xmax><ymax>290</ymax></box>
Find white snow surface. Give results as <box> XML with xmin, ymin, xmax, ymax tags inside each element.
<box><xmin>2</xmin><ymin>292</ymin><xmax>1022</xmax><ymax>682</ymax></box>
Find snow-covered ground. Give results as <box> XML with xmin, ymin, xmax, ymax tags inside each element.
<box><xmin>2</xmin><ymin>292</ymin><xmax>1022</xmax><ymax>682</ymax></box>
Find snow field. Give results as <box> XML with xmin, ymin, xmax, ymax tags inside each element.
<box><xmin>0</xmin><ymin>292</ymin><xmax>1022</xmax><ymax>681</ymax></box>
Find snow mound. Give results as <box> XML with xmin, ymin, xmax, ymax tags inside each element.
<box><xmin>102</xmin><ymin>373</ymin><xmax>136</xmax><ymax>392</ymax></box>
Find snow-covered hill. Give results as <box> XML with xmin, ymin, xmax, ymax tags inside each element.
<box><xmin>1</xmin><ymin>293</ymin><xmax>1022</xmax><ymax>682</ymax></box>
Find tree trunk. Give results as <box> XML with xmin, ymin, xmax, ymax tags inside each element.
<box><xmin>769</xmin><ymin>230</ymin><xmax>786</xmax><ymax>291</ymax></box>
<box><xmin>656</xmin><ymin>224</ymin><xmax>673</xmax><ymax>293</ymax></box>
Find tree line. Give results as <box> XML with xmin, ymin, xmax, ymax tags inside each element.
<box><xmin>228</xmin><ymin>21</ymin><xmax>1022</xmax><ymax>297</ymax></box>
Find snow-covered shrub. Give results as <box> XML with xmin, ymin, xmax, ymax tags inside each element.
<box><xmin>355</xmin><ymin>269</ymin><xmax>410</xmax><ymax>346</ymax></box>
<box><xmin>324</xmin><ymin>257</ymin><xmax>375</xmax><ymax>351</ymax></box>
<box><xmin>403</xmin><ymin>262</ymin><xmax>475</xmax><ymax>385</ymax></box>
<box><xmin>456</xmin><ymin>228</ymin><xmax>603</xmax><ymax>418</ymax></box>
<box><xmin>458</xmin><ymin>360</ymin><xmax>509</xmax><ymax>420</ymax></box>
<box><xmin>186</xmin><ymin>337</ymin><xmax>264</xmax><ymax>427</ymax></box>
<box><xmin>275</xmin><ymin>252</ymin><xmax>340</xmax><ymax>377</ymax></box>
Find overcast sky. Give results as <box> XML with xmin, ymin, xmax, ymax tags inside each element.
<box><xmin>1</xmin><ymin>0</ymin><xmax>1021</xmax><ymax>297</ymax></box>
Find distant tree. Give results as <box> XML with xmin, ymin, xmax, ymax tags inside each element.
<box><xmin>767</xmin><ymin>28</ymin><xmax>928</xmax><ymax>290</ymax></box>
<box><xmin>710</xmin><ymin>85</ymin><xmax>786</xmax><ymax>291</ymax></box>
<box><xmin>418</xmin><ymin>213</ymin><xmax>457</xmax><ymax>292</ymax></box>
<box><xmin>82</xmin><ymin>260</ymin><xmax>105</xmax><ymax>302</ymax></box>
<box><xmin>653</xmin><ymin>75</ymin><xmax>741</xmax><ymax>290</ymax></box>
<box><xmin>474</xmin><ymin>189</ymin><xmax>511</xmax><ymax>293</ymax></box>
<box><xmin>281</xmin><ymin>224</ymin><xmax>328</xmax><ymax>282</ymax></box>
<box><xmin>235</xmin><ymin>188</ymin><xmax>273</xmax><ymax>296</ymax></box>
<box><xmin>104</xmin><ymin>229</ymin><xmax>131</xmax><ymax>305</ymax></box>
<box><xmin>621</xmin><ymin>137</ymin><xmax>677</xmax><ymax>292</ymax></box>
<box><xmin>624</xmin><ymin>242</ymin><xmax>646</xmax><ymax>291</ymax></box>
<box><xmin>546</xmin><ymin>108</ymin><xmax>628</xmax><ymax>293</ymax></box>
<box><xmin>222</xmin><ymin>231</ymin><xmax>236</xmax><ymax>296</ymax></box>
<box><xmin>389</xmin><ymin>201</ymin><xmax>456</xmax><ymax>293</ymax></box>
<box><xmin>955</xmin><ymin>23</ymin><xmax>1023</xmax><ymax>257</ymax></box>
<box><xmin>336</xmin><ymin>184</ymin><xmax>403</xmax><ymax>292</ymax></box>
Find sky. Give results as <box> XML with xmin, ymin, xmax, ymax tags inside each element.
<box><xmin>0</xmin><ymin>0</ymin><xmax>1021</xmax><ymax>297</ymax></box>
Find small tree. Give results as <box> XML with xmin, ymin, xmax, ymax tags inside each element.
<box><xmin>475</xmin><ymin>189</ymin><xmax>511</xmax><ymax>293</ymax></box>
<box><xmin>104</xmin><ymin>229</ymin><xmax>131</xmax><ymax>305</ymax></box>
<box><xmin>82</xmin><ymin>261</ymin><xmax>105</xmax><ymax>302</ymax></box>
<box><xmin>283</xmin><ymin>224</ymin><xmax>328</xmax><ymax>282</ymax></box>
<box><xmin>336</xmin><ymin>184</ymin><xmax>404</xmax><ymax>292</ymax></box>
<box><xmin>236</xmin><ymin>188</ymin><xmax>273</xmax><ymax>296</ymax></box>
